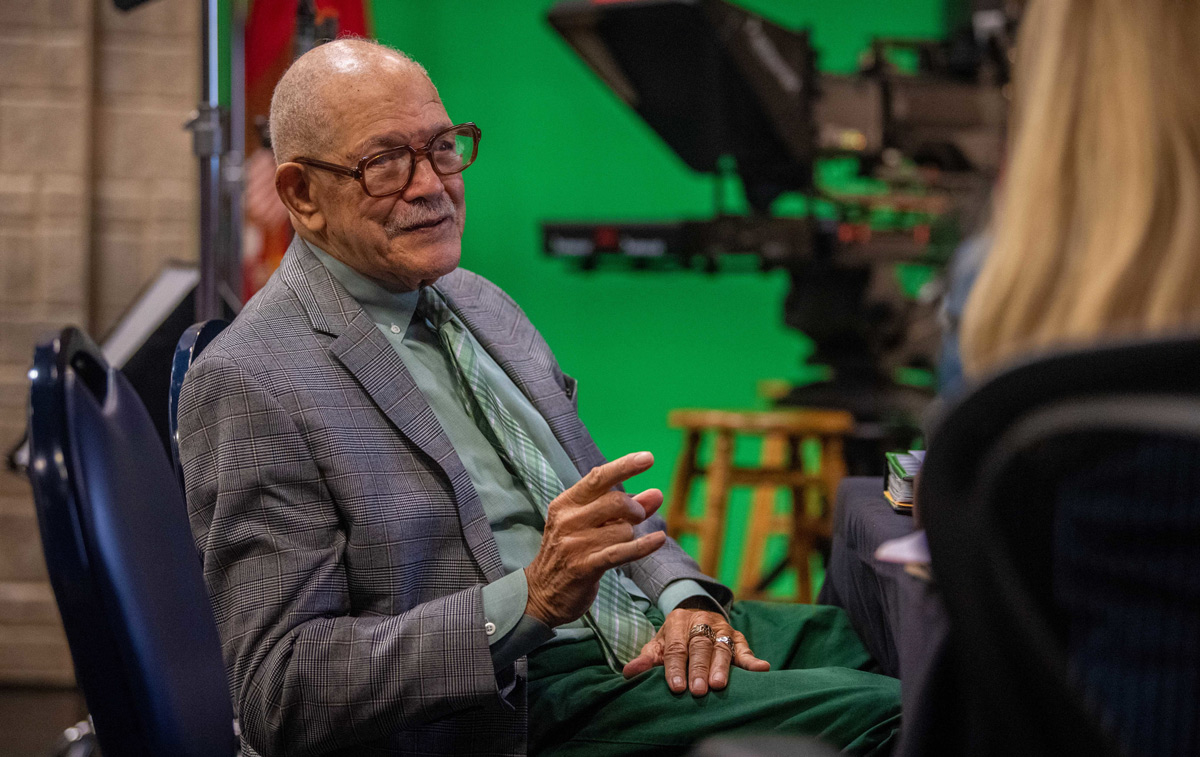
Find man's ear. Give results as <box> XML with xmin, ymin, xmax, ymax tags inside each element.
<box><xmin>275</xmin><ymin>163</ymin><xmax>326</xmax><ymax>234</ymax></box>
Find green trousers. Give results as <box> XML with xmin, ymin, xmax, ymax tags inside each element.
<box><xmin>528</xmin><ymin>601</ymin><xmax>901</xmax><ymax>756</ymax></box>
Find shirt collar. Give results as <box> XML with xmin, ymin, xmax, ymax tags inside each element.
<box><xmin>305</xmin><ymin>239</ymin><xmax>421</xmax><ymax>334</ymax></box>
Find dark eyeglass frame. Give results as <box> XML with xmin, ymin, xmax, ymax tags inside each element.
<box><xmin>292</xmin><ymin>122</ymin><xmax>482</xmax><ymax>198</ymax></box>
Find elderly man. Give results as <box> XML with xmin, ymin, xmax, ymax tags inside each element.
<box><xmin>179</xmin><ymin>39</ymin><xmax>900</xmax><ymax>756</ymax></box>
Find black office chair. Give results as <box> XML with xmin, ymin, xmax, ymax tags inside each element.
<box><xmin>169</xmin><ymin>319</ymin><xmax>228</xmax><ymax>482</ymax></box>
<box><xmin>26</xmin><ymin>327</ymin><xmax>238</xmax><ymax>757</ymax></box>
<box><xmin>918</xmin><ymin>334</ymin><xmax>1200</xmax><ymax>757</ymax></box>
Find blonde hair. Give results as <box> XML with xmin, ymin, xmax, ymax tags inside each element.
<box><xmin>959</xmin><ymin>0</ymin><xmax>1200</xmax><ymax>377</ymax></box>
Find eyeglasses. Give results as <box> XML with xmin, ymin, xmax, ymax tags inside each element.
<box><xmin>293</xmin><ymin>123</ymin><xmax>481</xmax><ymax>198</ymax></box>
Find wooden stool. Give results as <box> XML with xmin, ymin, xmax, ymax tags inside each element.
<box><xmin>664</xmin><ymin>409</ymin><xmax>853</xmax><ymax>603</ymax></box>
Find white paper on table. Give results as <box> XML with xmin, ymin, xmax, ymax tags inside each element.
<box><xmin>874</xmin><ymin>529</ymin><xmax>930</xmax><ymax>564</ymax></box>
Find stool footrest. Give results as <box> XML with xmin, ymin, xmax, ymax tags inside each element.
<box><xmin>672</xmin><ymin>515</ymin><xmax>801</xmax><ymax>539</ymax></box>
<box><xmin>685</xmin><ymin>468</ymin><xmax>825</xmax><ymax>488</ymax></box>
<box><xmin>670</xmin><ymin>516</ymin><xmax>826</xmax><ymax>538</ymax></box>
<box><xmin>727</xmin><ymin>469</ymin><xmax>821</xmax><ymax>487</ymax></box>
<box><xmin>667</xmin><ymin>518</ymin><xmax>707</xmax><ymax>536</ymax></box>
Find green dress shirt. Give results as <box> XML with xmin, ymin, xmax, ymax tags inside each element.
<box><xmin>309</xmin><ymin>243</ymin><xmax>716</xmax><ymax>668</ymax></box>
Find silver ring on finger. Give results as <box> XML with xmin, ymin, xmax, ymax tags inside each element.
<box><xmin>714</xmin><ymin>635</ymin><xmax>734</xmax><ymax>652</ymax></box>
<box><xmin>688</xmin><ymin>623</ymin><xmax>716</xmax><ymax>642</ymax></box>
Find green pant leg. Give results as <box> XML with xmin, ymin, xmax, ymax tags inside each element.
<box><xmin>729</xmin><ymin>600</ymin><xmax>880</xmax><ymax>673</ymax></box>
<box><xmin>528</xmin><ymin>602</ymin><xmax>900</xmax><ymax>756</ymax></box>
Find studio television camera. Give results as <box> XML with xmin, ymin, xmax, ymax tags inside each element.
<box><xmin>542</xmin><ymin>0</ymin><xmax>1017</xmax><ymax>471</ymax></box>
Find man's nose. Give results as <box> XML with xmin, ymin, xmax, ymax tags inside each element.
<box><xmin>402</xmin><ymin>153</ymin><xmax>446</xmax><ymax>201</ymax></box>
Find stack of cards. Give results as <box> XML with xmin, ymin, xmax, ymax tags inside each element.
<box><xmin>884</xmin><ymin>450</ymin><xmax>924</xmax><ymax>514</ymax></box>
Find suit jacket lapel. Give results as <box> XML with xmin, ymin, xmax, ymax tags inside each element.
<box><xmin>278</xmin><ymin>239</ymin><xmax>506</xmax><ymax>582</ymax></box>
<box><xmin>436</xmin><ymin>273</ymin><xmax>606</xmax><ymax>478</ymax></box>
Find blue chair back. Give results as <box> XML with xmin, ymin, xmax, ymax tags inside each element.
<box><xmin>169</xmin><ymin>319</ymin><xmax>228</xmax><ymax>482</ymax></box>
<box><xmin>27</xmin><ymin>327</ymin><xmax>238</xmax><ymax>757</ymax></box>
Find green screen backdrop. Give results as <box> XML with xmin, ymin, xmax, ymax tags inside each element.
<box><xmin>368</xmin><ymin>0</ymin><xmax>946</xmax><ymax>591</ymax></box>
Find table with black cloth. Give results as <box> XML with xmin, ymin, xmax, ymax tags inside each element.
<box><xmin>818</xmin><ymin>476</ymin><xmax>953</xmax><ymax>757</ymax></box>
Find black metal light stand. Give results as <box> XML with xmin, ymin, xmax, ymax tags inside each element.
<box><xmin>186</xmin><ymin>0</ymin><xmax>245</xmax><ymax>323</ymax></box>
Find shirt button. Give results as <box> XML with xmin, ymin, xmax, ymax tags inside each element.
<box><xmin>484</xmin><ymin>621</ymin><xmax>497</xmax><ymax>636</ymax></box>
<box><xmin>390</xmin><ymin>324</ymin><xmax>401</xmax><ymax>334</ymax></box>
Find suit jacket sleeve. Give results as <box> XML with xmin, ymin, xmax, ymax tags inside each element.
<box><xmin>179</xmin><ymin>352</ymin><xmax>501</xmax><ymax>756</ymax></box>
<box><xmin>625</xmin><ymin>507</ymin><xmax>734</xmax><ymax>609</ymax></box>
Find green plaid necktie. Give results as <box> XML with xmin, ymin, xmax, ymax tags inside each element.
<box><xmin>417</xmin><ymin>286</ymin><xmax>654</xmax><ymax>670</ymax></box>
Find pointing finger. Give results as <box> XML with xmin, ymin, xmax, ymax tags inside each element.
<box><xmin>561</xmin><ymin>452</ymin><xmax>655</xmax><ymax>506</ymax></box>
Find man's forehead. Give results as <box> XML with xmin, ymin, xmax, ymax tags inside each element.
<box><xmin>319</xmin><ymin>58</ymin><xmax>435</xmax><ymax>107</ymax></box>
<box><xmin>318</xmin><ymin>70</ymin><xmax>448</xmax><ymax>156</ymax></box>
<box><xmin>352</xmin><ymin>117</ymin><xmax>455</xmax><ymax>156</ymax></box>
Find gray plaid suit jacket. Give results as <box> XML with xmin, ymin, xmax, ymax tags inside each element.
<box><xmin>178</xmin><ymin>237</ymin><xmax>731</xmax><ymax>756</ymax></box>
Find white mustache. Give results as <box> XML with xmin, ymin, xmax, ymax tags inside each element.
<box><xmin>384</xmin><ymin>197</ymin><xmax>457</xmax><ymax>237</ymax></box>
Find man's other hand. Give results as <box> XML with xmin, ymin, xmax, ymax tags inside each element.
<box><xmin>524</xmin><ymin>452</ymin><xmax>667</xmax><ymax>628</ymax></box>
<box><xmin>621</xmin><ymin>605</ymin><xmax>771</xmax><ymax>696</ymax></box>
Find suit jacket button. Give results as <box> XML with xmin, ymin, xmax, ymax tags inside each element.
<box><xmin>484</xmin><ymin>621</ymin><xmax>497</xmax><ymax>636</ymax></box>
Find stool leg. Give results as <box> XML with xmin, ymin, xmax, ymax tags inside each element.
<box><xmin>787</xmin><ymin>436</ymin><xmax>816</xmax><ymax>603</ymax></box>
<box><xmin>787</xmin><ymin>435</ymin><xmax>848</xmax><ymax>603</ymax></box>
<box><xmin>738</xmin><ymin>432</ymin><xmax>787</xmax><ymax>600</ymax></box>
<box><xmin>814</xmin><ymin>435</ymin><xmax>845</xmax><ymax>555</ymax></box>
<box><xmin>665</xmin><ymin>430</ymin><xmax>701</xmax><ymax>540</ymax></box>
<box><xmin>698</xmin><ymin>430</ymin><xmax>734</xmax><ymax>579</ymax></box>
<box><xmin>819</xmin><ymin>435</ymin><xmax>847</xmax><ymax>515</ymax></box>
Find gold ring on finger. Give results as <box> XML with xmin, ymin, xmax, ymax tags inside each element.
<box><xmin>714</xmin><ymin>635</ymin><xmax>734</xmax><ymax>652</ymax></box>
<box><xmin>688</xmin><ymin>623</ymin><xmax>716</xmax><ymax>642</ymax></box>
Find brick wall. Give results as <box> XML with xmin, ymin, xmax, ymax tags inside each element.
<box><xmin>0</xmin><ymin>0</ymin><xmax>198</xmax><ymax>696</ymax></box>
<box><xmin>94</xmin><ymin>0</ymin><xmax>198</xmax><ymax>334</ymax></box>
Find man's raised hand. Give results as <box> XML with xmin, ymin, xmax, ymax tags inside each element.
<box><xmin>523</xmin><ymin>452</ymin><xmax>667</xmax><ymax>628</ymax></box>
